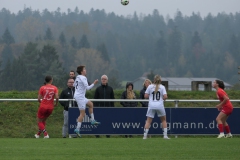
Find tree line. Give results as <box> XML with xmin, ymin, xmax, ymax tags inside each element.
<box><xmin>0</xmin><ymin>7</ymin><xmax>240</xmax><ymax>91</ymax></box>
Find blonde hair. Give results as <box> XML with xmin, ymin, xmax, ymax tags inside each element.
<box><xmin>142</xmin><ymin>79</ymin><xmax>152</xmax><ymax>87</ymax></box>
<box><xmin>127</xmin><ymin>88</ymin><xmax>135</xmax><ymax>99</ymax></box>
<box><xmin>153</xmin><ymin>75</ymin><xmax>161</xmax><ymax>94</ymax></box>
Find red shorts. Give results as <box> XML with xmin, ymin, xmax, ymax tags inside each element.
<box><xmin>221</xmin><ymin>107</ymin><xmax>233</xmax><ymax>116</ymax></box>
<box><xmin>37</xmin><ymin>107</ymin><xmax>53</xmax><ymax>119</ymax></box>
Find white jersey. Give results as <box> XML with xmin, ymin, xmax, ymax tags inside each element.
<box><xmin>145</xmin><ymin>84</ymin><xmax>167</xmax><ymax>109</ymax></box>
<box><xmin>74</xmin><ymin>75</ymin><xmax>94</xmax><ymax>99</ymax></box>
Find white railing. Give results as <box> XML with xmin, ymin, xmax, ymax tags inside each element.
<box><xmin>1</xmin><ymin>99</ymin><xmax>240</xmax><ymax>107</ymax></box>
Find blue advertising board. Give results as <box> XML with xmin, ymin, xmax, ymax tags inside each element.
<box><xmin>68</xmin><ymin>107</ymin><xmax>240</xmax><ymax>135</ymax></box>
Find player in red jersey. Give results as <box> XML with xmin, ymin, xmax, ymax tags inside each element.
<box><xmin>212</xmin><ymin>80</ymin><xmax>233</xmax><ymax>138</ymax></box>
<box><xmin>35</xmin><ymin>76</ymin><xmax>59</xmax><ymax>138</ymax></box>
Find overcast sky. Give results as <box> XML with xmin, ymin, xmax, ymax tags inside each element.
<box><xmin>1</xmin><ymin>0</ymin><xmax>240</xmax><ymax>18</ymax></box>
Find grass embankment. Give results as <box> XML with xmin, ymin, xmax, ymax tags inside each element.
<box><xmin>0</xmin><ymin>90</ymin><xmax>240</xmax><ymax>138</ymax></box>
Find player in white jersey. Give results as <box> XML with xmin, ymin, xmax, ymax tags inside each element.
<box><xmin>73</xmin><ymin>65</ymin><xmax>100</xmax><ymax>137</ymax></box>
<box><xmin>143</xmin><ymin>75</ymin><xmax>170</xmax><ymax>139</ymax></box>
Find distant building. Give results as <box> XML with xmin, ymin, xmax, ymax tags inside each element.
<box><xmin>133</xmin><ymin>77</ymin><xmax>232</xmax><ymax>91</ymax></box>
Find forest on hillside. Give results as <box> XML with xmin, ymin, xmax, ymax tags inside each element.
<box><xmin>0</xmin><ymin>7</ymin><xmax>240</xmax><ymax>91</ymax></box>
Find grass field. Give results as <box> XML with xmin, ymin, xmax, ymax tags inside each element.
<box><xmin>0</xmin><ymin>137</ymin><xmax>239</xmax><ymax>160</ymax></box>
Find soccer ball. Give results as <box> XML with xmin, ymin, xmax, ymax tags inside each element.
<box><xmin>121</xmin><ymin>0</ymin><xmax>129</xmax><ymax>6</ymax></box>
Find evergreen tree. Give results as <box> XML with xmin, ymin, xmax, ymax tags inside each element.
<box><xmin>39</xmin><ymin>44</ymin><xmax>66</xmax><ymax>88</ymax></box>
<box><xmin>155</xmin><ymin>31</ymin><xmax>167</xmax><ymax>66</ymax></box>
<box><xmin>108</xmin><ymin>69</ymin><xmax>122</xmax><ymax>89</ymax></box>
<box><xmin>147</xmin><ymin>70</ymin><xmax>155</xmax><ymax>82</ymax></box>
<box><xmin>96</xmin><ymin>43</ymin><xmax>110</xmax><ymax>62</ymax></box>
<box><xmin>70</xmin><ymin>36</ymin><xmax>77</xmax><ymax>48</ymax></box>
<box><xmin>58</xmin><ymin>32</ymin><xmax>66</xmax><ymax>47</ymax></box>
<box><xmin>78</xmin><ymin>34</ymin><xmax>90</xmax><ymax>49</ymax></box>
<box><xmin>191</xmin><ymin>31</ymin><xmax>202</xmax><ymax>47</ymax></box>
<box><xmin>0</xmin><ymin>59</ymin><xmax>11</xmax><ymax>90</ymax></box>
<box><xmin>35</xmin><ymin>35</ymin><xmax>42</xmax><ymax>42</ymax></box>
<box><xmin>229</xmin><ymin>34</ymin><xmax>239</xmax><ymax>60</ymax></box>
<box><xmin>167</xmin><ymin>26</ymin><xmax>182</xmax><ymax>66</ymax></box>
<box><xmin>1</xmin><ymin>28</ymin><xmax>15</xmax><ymax>45</ymax></box>
<box><xmin>20</xmin><ymin>42</ymin><xmax>41</xmax><ymax>89</ymax></box>
<box><xmin>191</xmin><ymin>31</ymin><xmax>204</xmax><ymax>59</ymax></box>
<box><xmin>44</xmin><ymin>27</ymin><xmax>54</xmax><ymax>40</ymax></box>
<box><xmin>1</xmin><ymin>44</ymin><xmax>13</xmax><ymax>68</ymax></box>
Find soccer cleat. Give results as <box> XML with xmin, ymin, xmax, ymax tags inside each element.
<box><xmin>225</xmin><ymin>134</ymin><xmax>233</xmax><ymax>138</ymax></box>
<box><xmin>91</xmin><ymin>120</ymin><xmax>101</xmax><ymax>125</ymax></box>
<box><xmin>143</xmin><ymin>136</ymin><xmax>147</xmax><ymax>140</ymax></box>
<box><xmin>163</xmin><ymin>136</ymin><xmax>170</xmax><ymax>139</ymax></box>
<box><xmin>44</xmin><ymin>135</ymin><xmax>49</xmax><ymax>138</ymax></box>
<box><xmin>217</xmin><ymin>134</ymin><xmax>225</xmax><ymax>138</ymax></box>
<box><xmin>74</xmin><ymin>129</ymin><xmax>81</xmax><ymax>137</ymax></box>
<box><xmin>34</xmin><ymin>134</ymin><xmax>39</xmax><ymax>138</ymax></box>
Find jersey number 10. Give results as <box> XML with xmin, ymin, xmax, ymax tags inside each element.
<box><xmin>151</xmin><ymin>91</ymin><xmax>161</xmax><ymax>101</ymax></box>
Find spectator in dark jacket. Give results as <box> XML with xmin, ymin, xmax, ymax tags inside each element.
<box><xmin>59</xmin><ymin>78</ymin><xmax>78</xmax><ymax>138</ymax></box>
<box><xmin>120</xmin><ymin>82</ymin><xmax>138</xmax><ymax>138</ymax></box>
<box><xmin>94</xmin><ymin>75</ymin><xmax>115</xmax><ymax>107</ymax></box>
<box><xmin>120</xmin><ymin>82</ymin><xmax>138</xmax><ymax>107</ymax></box>
<box><xmin>140</xmin><ymin>79</ymin><xmax>152</xmax><ymax>107</ymax></box>
<box><xmin>94</xmin><ymin>75</ymin><xmax>115</xmax><ymax>138</ymax></box>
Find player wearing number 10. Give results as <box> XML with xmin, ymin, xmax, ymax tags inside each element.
<box><xmin>35</xmin><ymin>76</ymin><xmax>59</xmax><ymax>138</ymax></box>
<box><xmin>143</xmin><ymin>75</ymin><xmax>169</xmax><ymax>139</ymax></box>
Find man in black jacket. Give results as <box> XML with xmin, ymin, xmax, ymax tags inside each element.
<box><xmin>94</xmin><ymin>74</ymin><xmax>115</xmax><ymax>138</ymax></box>
<box><xmin>94</xmin><ymin>75</ymin><xmax>115</xmax><ymax>107</ymax></box>
<box><xmin>59</xmin><ymin>78</ymin><xmax>77</xmax><ymax>138</ymax></box>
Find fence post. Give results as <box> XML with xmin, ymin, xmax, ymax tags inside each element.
<box><xmin>69</xmin><ymin>99</ymin><xmax>72</xmax><ymax>138</ymax></box>
<box><xmin>69</xmin><ymin>99</ymin><xmax>72</xmax><ymax>108</ymax></box>
<box><xmin>174</xmin><ymin>100</ymin><xmax>179</xmax><ymax>138</ymax></box>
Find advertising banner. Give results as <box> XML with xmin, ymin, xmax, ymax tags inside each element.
<box><xmin>68</xmin><ymin>107</ymin><xmax>240</xmax><ymax>135</ymax></box>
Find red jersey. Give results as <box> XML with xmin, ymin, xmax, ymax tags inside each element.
<box><xmin>216</xmin><ymin>88</ymin><xmax>233</xmax><ymax>109</ymax></box>
<box><xmin>39</xmin><ymin>84</ymin><xmax>58</xmax><ymax>109</ymax></box>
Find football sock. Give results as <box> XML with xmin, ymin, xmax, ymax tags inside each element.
<box><xmin>42</xmin><ymin>121</ymin><xmax>46</xmax><ymax>127</ymax></box>
<box><xmin>224</xmin><ymin>125</ymin><xmax>231</xmax><ymax>134</ymax></box>
<box><xmin>42</xmin><ymin>129</ymin><xmax>48</xmax><ymax>136</ymax></box>
<box><xmin>163</xmin><ymin>128</ymin><xmax>168</xmax><ymax>137</ymax></box>
<box><xmin>77</xmin><ymin>122</ymin><xmax>82</xmax><ymax>130</ymax></box>
<box><xmin>37</xmin><ymin>129</ymin><xmax>42</xmax><ymax>136</ymax></box>
<box><xmin>144</xmin><ymin>128</ymin><xmax>149</xmax><ymax>137</ymax></box>
<box><xmin>218</xmin><ymin>124</ymin><xmax>224</xmax><ymax>133</ymax></box>
<box><xmin>90</xmin><ymin>113</ymin><xmax>95</xmax><ymax>121</ymax></box>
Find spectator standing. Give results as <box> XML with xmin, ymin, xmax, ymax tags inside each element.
<box><xmin>120</xmin><ymin>82</ymin><xmax>138</xmax><ymax>138</ymax></box>
<box><xmin>94</xmin><ymin>74</ymin><xmax>115</xmax><ymax>138</ymax></box>
<box><xmin>59</xmin><ymin>78</ymin><xmax>77</xmax><ymax>138</ymax></box>
<box><xmin>140</xmin><ymin>79</ymin><xmax>152</xmax><ymax>107</ymax></box>
<box><xmin>69</xmin><ymin>70</ymin><xmax>76</xmax><ymax>80</ymax></box>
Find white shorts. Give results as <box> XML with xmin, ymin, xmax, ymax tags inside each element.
<box><xmin>146</xmin><ymin>107</ymin><xmax>166</xmax><ymax>118</ymax></box>
<box><xmin>75</xmin><ymin>98</ymin><xmax>89</xmax><ymax>110</ymax></box>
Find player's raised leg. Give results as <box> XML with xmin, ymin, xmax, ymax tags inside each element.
<box><xmin>74</xmin><ymin>109</ymin><xmax>85</xmax><ymax>137</ymax></box>
<box><xmin>87</xmin><ymin>101</ymin><xmax>101</xmax><ymax>125</ymax></box>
